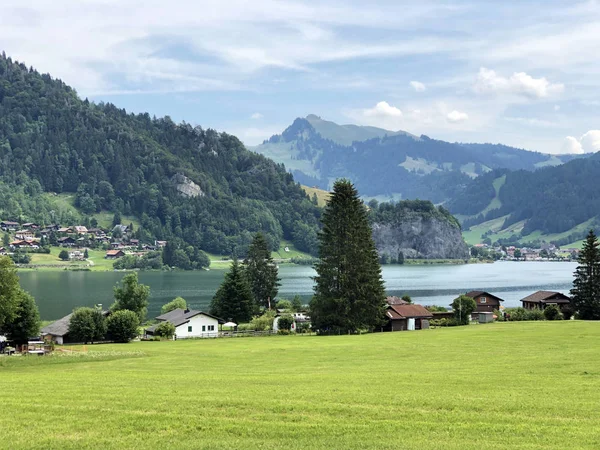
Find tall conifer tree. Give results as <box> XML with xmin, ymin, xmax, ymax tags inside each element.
<box><xmin>310</xmin><ymin>179</ymin><xmax>386</xmax><ymax>333</ymax></box>
<box><xmin>210</xmin><ymin>259</ymin><xmax>254</xmax><ymax>323</ymax></box>
<box><xmin>244</xmin><ymin>233</ymin><xmax>280</xmax><ymax>311</ymax></box>
<box><xmin>571</xmin><ymin>229</ymin><xmax>600</xmax><ymax>320</ymax></box>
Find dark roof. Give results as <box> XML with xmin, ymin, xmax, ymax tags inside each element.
<box><xmin>386</xmin><ymin>304</ymin><xmax>434</xmax><ymax>319</ymax></box>
<box><xmin>41</xmin><ymin>311</ymin><xmax>110</xmax><ymax>337</ymax></box>
<box><xmin>386</xmin><ymin>296</ymin><xmax>409</xmax><ymax>305</ymax></box>
<box><xmin>465</xmin><ymin>291</ymin><xmax>505</xmax><ymax>302</ymax></box>
<box><xmin>155</xmin><ymin>308</ymin><xmax>225</xmax><ymax>326</ymax></box>
<box><xmin>520</xmin><ymin>291</ymin><xmax>571</xmax><ymax>304</ymax></box>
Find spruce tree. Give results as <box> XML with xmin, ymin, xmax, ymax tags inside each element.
<box><xmin>210</xmin><ymin>259</ymin><xmax>254</xmax><ymax>323</ymax></box>
<box><xmin>570</xmin><ymin>229</ymin><xmax>600</xmax><ymax>320</ymax></box>
<box><xmin>310</xmin><ymin>179</ymin><xmax>386</xmax><ymax>333</ymax></box>
<box><xmin>244</xmin><ymin>233</ymin><xmax>280</xmax><ymax>311</ymax></box>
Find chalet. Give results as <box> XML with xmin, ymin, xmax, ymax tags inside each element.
<box><xmin>386</xmin><ymin>296</ymin><xmax>409</xmax><ymax>305</ymax></box>
<box><xmin>113</xmin><ymin>224</ymin><xmax>128</xmax><ymax>234</ymax></box>
<box><xmin>57</xmin><ymin>227</ymin><xmax>73</xmax><ymax>234</ymax></box>
<box><xmin>155</xmin><ymin>240</ymin><xmax>167</xmax><ymax>248</ymax></box>
<box><xmin>1</xmin><ymin>221</ymin><xmax>19</xmax><ymax>231</ymax></box>
<box><xmin>521</xmin><ymin>291</ymin><xmax>571</xmax><ymax>311</ymax></box>
<box><xmin>465</xmin><ymin>291</ymin><xmax>505</xmax><ymax>313</ymax></box>
<box><xmin>129</xmin><ymin>239</ymin><xmax>139</xmax><ymax>246</ymax></box>
<box><xmin>10</xmin><ymin>239</ymin><xmax>40</xmax><ymax>249</ymax></box>
<box><xmin>145</xmin><ymin>309</ymin><xmax>224</xmax><ymax>339</ymax></box>
<box><xmin>141</xmin><ymin>244</ymin><xmax>155</xmax><ymax>251</ymax></box>
<box><xmin>15</xmin><ymin>230</ymin><xmax>34</xmax><ymax>240</ymax></box>
<box><xmin>58</xmin><ymin>236</ymin><xmax>76</xmax><ymax>247</ymax></box>
<box><xmin>22</xmin><ymin>223</ymin><xmax>39</xmax><ymax>229</ymax></box>
<box><xmin>111</xmin><ymin>242</ymin><xmax>124</xmax><ymax>249</ymax></box>
<box><xmin>41</xmin><ymin>311</ymin><xmax>110</xmax><ymax>344</ymax></box>
<box><xmin>385</xmin><ymin>304</ymin><xmax>433</xmax><ymax>331</ymax></box>
<box><xmin>0</xmin><ymin>247</ymin><xmax>6</xmax><ymax>255</ymax></box>
<box><xmin>69</xmin><ymin>250</ymin><xmax>85</xmax><ymax>261</ymax></box>
<box><xmin>74</xmin><ymin>226</ymin><xmax>88</xmax><ymax>234</ymax></box>
<box><xmin>105</xmin><ymin>249</ymin><xmax>125</xmax><ymax>259</ymax></box>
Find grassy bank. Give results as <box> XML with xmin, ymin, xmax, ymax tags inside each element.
<box><xmin>1</xmin><ymin>322</ymin><xmax>599</xmax><ymax>449</ymax></box>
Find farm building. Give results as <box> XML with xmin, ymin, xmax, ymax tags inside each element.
<box><xmin>105</xmin><ymin>249</ymin><xmax>125</xmax><ymax>259</ymax></box>
<box><xmin>465</xmin><ymin>291</ymin><xmax>505</xmax><ymax>313</ymax></box>
<box><xmin>145</xmin><ymin>309</ymin><xmax>224</xmax><ymax>339</ymax></box>
<box><xmin>521</xmin><ymin>291</ymin><xmax>571</xmax><ymax>311</ymax></box>
<box><xmin>41</xmin><ymin>311</ymin><xmax>110</xmax><ymax>344</ymax></box>
<box><xmin>385</xmin><ymin>304</ymin><xmax>433</xmax><ymax>331</ymax></box>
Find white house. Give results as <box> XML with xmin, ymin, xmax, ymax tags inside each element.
<box><xmin>146</xmin><ymin>309</ymin><xmax>223</xmax><ymax>338</ymax></box>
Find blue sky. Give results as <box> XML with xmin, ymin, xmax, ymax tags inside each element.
<box><xmin>2</xmin><ymin>0</ymin><xmax>600</xmax><ymax>153</ymax></box>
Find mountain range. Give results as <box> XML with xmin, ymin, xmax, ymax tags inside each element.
<box><xmin>252</xmin><ymin>116</ymin><xmax>596</xmax><ymax>247</ymax></box>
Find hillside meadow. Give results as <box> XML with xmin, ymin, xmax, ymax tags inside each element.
<box><xmin>1</xmin><ymin>322</ymin><xmax>600</xmax><ymax>449</ymax></box>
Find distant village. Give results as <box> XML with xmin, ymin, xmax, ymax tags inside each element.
<box><xmin>470</xmin><ymin>242</ymin><xmax>580</xmax><ymax>261</ymax></box>
<box><xmin>0</xmin><ymin>220</ymin><xmax>163</xmax><ymax>263</ymax></box>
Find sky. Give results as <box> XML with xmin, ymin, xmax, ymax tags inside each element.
<box><xmin>2</xmin><ymin>0</ymin><xmax>600</xmax><ymax>154</ymax></box>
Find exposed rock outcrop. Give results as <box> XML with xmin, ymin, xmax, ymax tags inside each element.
<box><xmin>171</xmin><ymin>173</ymin><xmax>204</xmax><ymax>198</ymax></box>
<box><xmin>372</xmin><ymin>216</ymin><xmax>469</xmax><ymax>260</ymax></box>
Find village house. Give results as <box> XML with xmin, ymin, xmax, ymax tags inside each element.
<box><xmin>521</xmin><ymin>291</ymin><xmax>571</xmax><ymax>311</ymax></box>
<box><xmin>145</xmin><ymin>309</ymin><xmax>224</xmax><ymax>339</ymax></box>
<box><xmin>15</xmin><ymin>230</ymin><xmax>35</xmax><ymax>240</ymax></box>
<box><xmin>129</xmin><ymin>239</ymin><xmax>139</xmax><ymax>247</ymax></box>
<box><xmin>0</xmin><ymin>247</ymin><xmax>6</xmax><ymax>255</ymax></box>
<box><xmin>385</xmin><ymin>303</ymin><xmax>433</xmax><ymax>331</ymax></box>
<box><xmin>22</xmin><ymin>222</ymin><xmax>39</xmax><ymax>229</ymax></box>
<box><xmin>465</xmin><ymin>291</ymin><xmax>505</xmax><ymax>313</ymax></box>
<box><xmin>113</xmin><ymin>224</ymin><xmax>128</xmax><ymax>235</ymax></box>
<box><xmin>105</xmin><ymin>249</ymin><xmax>125</xmax><ymax>259</ymax></box>
<box><xmin>10</xmin><ymin>239</ymin><xmax>40</xmax><ymax>249</ymax></box>
<box><xmin>69</xmin><ymin>250</ymin><xmax>85</xmax><ymax>261</ymax></box>
<box><xmin>41</xmin><ymin>311</ymin><xmax>110</xmax><ymax>345</ymax></box>
<box><xmin>155</xmin><ymin>240</ymin><xmax>167</xmax><ymax>248</ymax></box>
<box><xmin>58</xmin><ymin>236</ymin><xmax>76</xmax><ymax>247</ymax></box>
<box><xmin>74</xmin><ymin>226</ymin><xmax>88</xmax><ymax>235</ymax></box>
<box><xmin>1</xmin><ymin>221</ymin><xmax>19</xmax><ymax>231</ymax></box>
<box><xmin>57</xmin><ymin>227</ymin><xmax>73</xmax><ymax>234</ymax></box>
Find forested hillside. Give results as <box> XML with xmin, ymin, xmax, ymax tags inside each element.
<box><xmin>252</xmin><ymin>116</ymin><xmax>580</xmax><ymax>202</ymax></box>
<box><xmin>0</xmin><ymin>53</ymin><xmax>321</xmax><ymax>256</ymax></box>
<box><xmin>449</xmin><ymin>158</ymin><xmax>600</xmax><ymax>246</ymax></box>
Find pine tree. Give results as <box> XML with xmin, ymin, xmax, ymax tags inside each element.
<box><xmin>210</xmin><ymin>259</ymin><xmax>254</xmax><ymax>323</ymax></box>
<box><xmin>570</xmin><ymin>229</ymin><xmax>600</xmax><ymax>320</ymax></box>
<box><xmin>243</xmin><ymin>233</ymin><xmax>280</xmax><ymax>311</ymax></box>
<box><xmin>310</xmin><ymin>179</ymin><xmax>386</xmax><ymax>333</ymax></box>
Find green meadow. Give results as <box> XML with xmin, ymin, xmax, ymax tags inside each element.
<box><xmin>1</xmin><ymin>322</ymin><xmax>600</xmax><ymax>449</ymax></box>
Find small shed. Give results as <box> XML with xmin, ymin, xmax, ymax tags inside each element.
<box><xmin>478</xmin><ymin>312</ymin><xmax>494</xmax><ymax>323</ymax></box>
<box><xmin>385</xmin><ymin>304</ymin><xmax>433</xmax><ymax>331</ymax></box>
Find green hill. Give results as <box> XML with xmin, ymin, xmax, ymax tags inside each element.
<box><xmin>0</xmin><ymin>53</ymin><xmax>321</xmax><ymax>258</ymax></box>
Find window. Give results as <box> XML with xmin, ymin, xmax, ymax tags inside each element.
<box><xmin>480</xmin><ymin>297</ymin><xmax>487</xmax><ymax>303</ymax></box>
<box><xmin>202</xmin><ymin>325</ymin><xmax>206</xmax><ymax>332</ymax></box>
<box><xmin>208</xmin><ymin>325</ymin><xmax>215</xmax><ymax>331</ymax></box>
<box><xmin>188</xmin><ymin>326</ymin><xmax>192</xmax><ymax>332</ymax></box>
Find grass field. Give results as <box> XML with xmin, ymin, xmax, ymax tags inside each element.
<box><xmin>24</xmin><ymin>248</ymin><xmax>114</xmax><ymax>271</ymax></box>
<box><xmin>1</xmin><ymin>322</ymin><xmax>600</xmax><ymax>449</ymax></box>
<box><xmin>301</xmin><ymin>185</ymin><xmax>331</xmax><ymax>207</ymax></box>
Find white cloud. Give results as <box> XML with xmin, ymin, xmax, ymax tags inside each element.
<box><xmin>446</xmin><ymin>110</ymin><xmax>469</xmax><ymax>123</ymax></box>
<box><xmin>410</xmin><ymin>81</ymin><xmax>426</xmax><ymax>92</ymax></box>
<box><xmin>505</xmin><ymin>117</ymin><xmax>557</xmax><ymax>128</ymax></box>
<box><xmin>580</xmin><ymin>130</ymin><xmax>600</xmax><ymax>152</ymax></box>
<box><xmin>363</xmin><ymin>101</ymin><xmax>403</xmax><ymax>118</ymax></box>
<box><xmin>474</xmin><ymin>68</ymin><xmax>564</xmax><ymax>99</ymax></box>
<box><xmin>560</xmin><ymin>130</ymin><xmax>600</xmax><ymax>154</ymax></box>
<box><xmin>561</xmin><ymin>136</ymin><xmax>584</xmax><ymax>154</ymax></box>
<box><xmin>250</xmin><ymin>112</ymin><xmax>263</xmax><ymax>119</ymax></box>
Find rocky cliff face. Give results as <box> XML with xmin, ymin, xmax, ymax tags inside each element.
<box><xmin>171</xmin><ymin>173</ymin><xmax>204</xmax><ymax>198</ymax></box>
<box><xmin>372</xmin><ymin>216</ymin><xmax>469</xmax><ymax>260</ymax></box>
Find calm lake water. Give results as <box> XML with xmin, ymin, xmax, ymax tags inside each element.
<box><xmin>21</xmin><ymin>261</ymin><xmax>577</xmax><ymax>320</ymax></box>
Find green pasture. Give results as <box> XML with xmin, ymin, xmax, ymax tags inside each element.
<box><xmin>1</xmin><ymin>322</ymin><xmax>600</xmax><ymax>449</ymax></box>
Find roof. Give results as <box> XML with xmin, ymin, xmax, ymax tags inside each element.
<box><xmin>154</xmin><ymin>308</ymin><xmax>225</xmax><ymax>327</ymax></box>
<box><xmin>386</xmin><ymin>296</ymin><xmax>409</xmax><ymax>305</ymax></box>
<box><xmin>106</xmin><ymin>250</ymin><xmax>125</xmax><ymax>256</ymax></box>
<box><xmin>465</xmin><ymin>291</ymin><xmax>505</xmax><ymax>302</ymax></box>
<box><xmin>41</xmin><ymin>311</ymin><xmax>110</xmax><ymax>336</ymax></box>
<box><xmin>520</xmin><ymin>291</ymin><xmax>571</xmax><ymax>304</ymax></box>
<box><xmin>386</xmin><ymin>304</ymin><xmax>434</xmax><ymax>319</ymax></box>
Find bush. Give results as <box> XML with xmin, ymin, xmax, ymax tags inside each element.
<box><xmin>68</xmin><ymin>307</ymin><xmax>107</xmax><ymax>343</ymax></box>
<box><xmin>506</xmin><ymin>307</ymin><xmax>546</xmax><ymax>321</ymax></box>
<box><xmin>249</xmin><ymin>311</ymin><xmax>276</xmax><ymax>331</ymax></box>
<box><xmin>526</xmin><ymin>309</ymin><xmax>545</xmax><ymax>321</ymax></box>
<box><xmin>59</xmin><ymin>250</ymin><xmax>70</xmax><ymax>261</ymax></box>
<box><xmin>543</xmin><ymin>304</ymin><xmax>563</xmax><ymax>321</ymax></box>
<box><xmin>107</xmin><ymin>310</ymin><xmax>140</xmax><ymax>343</ymax></box>
<box><xmin>451</xmin><ymin>295</ymin><xmax>476</xmax><ymax>325</ymax></box>
<box><xmin>493</xmin><ymin>309</ymin><xmax>505</xmax><ymax>321</ymax></box>
<box><xmin>161</xmin><ymin>297</ymin><xmax>187</xmax><ymax>314</ymax></box>
<box><xmin>277</xmin><ymin>314</ymin><xmax>294</xmax><ymax>331</ymax></box>
<box><xmin>154</xmin><ymin>321</ymin><xmax>176</xmax><ymax>338</ymax></box>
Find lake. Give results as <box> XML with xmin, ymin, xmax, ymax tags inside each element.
<box><xmin>21</xmin><ymin>261</ymin><xmax>577</xmax><ymax>320</ymax></box>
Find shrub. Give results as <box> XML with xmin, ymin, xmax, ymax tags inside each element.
<box><xmin>161</xmin><ymin>297</ymin><xmax>187</xmax><ymax>314</ymax></box>
<box><xmin>277</xmin><ymin>314</ymin><xmax>294</xmax><ymax>331</ymax></box>
<box><xmin>493</xmin><ymin>309</ymin><xmax>505</xmax><ymax>321</ymax></box>
<box><xmin>543</xmin><ymin>304</ymin><xmax>563</xmax><ymax>321</ymax></box>
<box><xmin>525</xmin><ymin>309</ymin><xmax>545</xmax><ymax>321</ymax></box>
<box><xmin>59</xmin><ymin>250</ymin><xmax>70</xmax><ymax>261</ymax></box>
<box><xmin>250</xmin><ymin>311</ymin><xmax>276</xmax><ymax>331</ymax></box>
<box><xmin>68</xmin><ymin>307</ymin><xmax>106</xmax><ymax>343</ymax></box>
<box><xmin>506</xmin><ymin>307</ymin><xmax>545</xmax><ymax>321</ymax></box>
<box><xmin>451</xmin><ymin>295</ymin><xmax>476</xmax><ymax>325</ymax></box>
<box><xmin>107</xmin><ymin>310</ymin><xmax>140</xmax><ymax>343</ymax></box>
<box><xmin>154</xmin><ymin>321</ymin><xmax>176</xmax><ymax>338</ymax></box>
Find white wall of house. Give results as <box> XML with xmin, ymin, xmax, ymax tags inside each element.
<box><xmin>175</xmin><ymin>314</ymin><xmax>219</xmax><ymax>338</ymax></box>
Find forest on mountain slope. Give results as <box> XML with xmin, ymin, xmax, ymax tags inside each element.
<box><xmin>0</xmin><ymin>53</ymin><xmax>322</xmax><ymax>257</ymax></box>
<box><xmin>449</xmin><ymin>157</ymin><xmax>600</xmax><ymax>242</ymax></box>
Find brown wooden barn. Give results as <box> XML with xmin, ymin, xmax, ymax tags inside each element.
<box><xmin>385</xmin><ymin>304</ymin><xmax>433</xmax><ymax>331</ymax></box>
<box><xmin>465</xmin><ymin>291</ymin><xmax>505</xmax><ymax>313</ymax></box>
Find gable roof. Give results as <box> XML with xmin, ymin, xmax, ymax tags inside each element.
<box><xmin>386</xmin><ymin>304</ymin><xmax>433</xmax><ymax>319</ymax></box>
<box><xmin>465</xmin><ymin>291</ymin><xmax>505</xmax><ymax>302</ymax></box>
<box><xmin>520</xmin><ymin>291</ymin><xmax>570</xmax><ymax>304</ymax></box>
<box><xmin>41</xmin><ymin>311</ymin><xmax>110</xmax><ymax>337</ymax></box>
<box><xmin>106</xmin><ymin>249</ymin><xmax>125</xmax><ymax>256</ymax></box>
<box><xmin>155</xmin><ymin>308</ymin><xmax>225</xmax><ymax>326</ymax></box>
